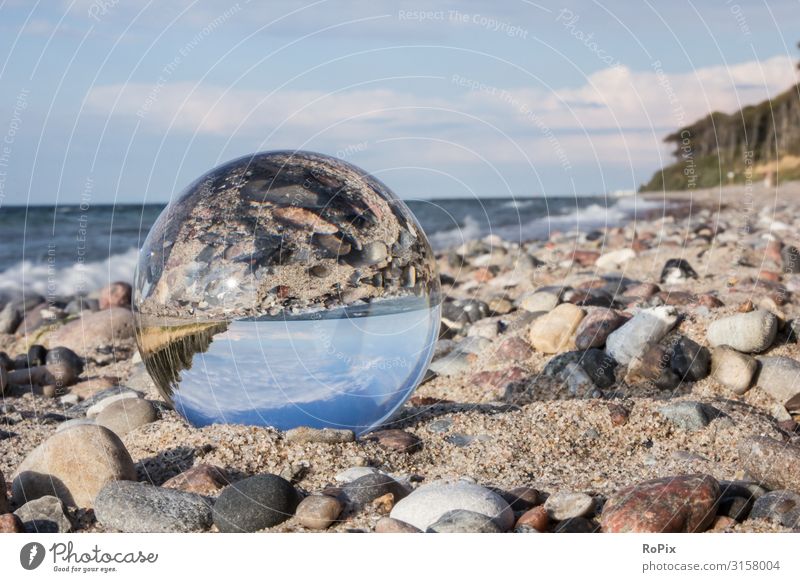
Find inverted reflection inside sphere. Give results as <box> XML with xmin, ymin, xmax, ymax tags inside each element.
<box><xmin>133</xmin><ymin>150</ymin><xmax>441</xmax><ymax>434</ymax></box>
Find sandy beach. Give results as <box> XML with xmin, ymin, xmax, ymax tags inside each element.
<box><xmin>3</xmin><ymin>181</ymin><xmax>800</xmax><ymax>533</ymax></box>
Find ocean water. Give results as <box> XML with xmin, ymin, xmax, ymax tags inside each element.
<box><xmin>136</xmin><ymin>298</ymin><xmax>440</xmax><ymax>433</ymax></box>
<box><xmin>0</xmin><ymin>195</ymin><xmax>664</xmax><ymax>299</ymax></box>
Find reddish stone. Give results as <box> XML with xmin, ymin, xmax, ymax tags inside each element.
<box><xmin>162</xmin><ymin>464</ymin><xmax>229</xmax><ymax>495</ymax></box>
<box><xmin>98</xmin><ymin>282</ymin><xmax>132</xmax><ymax>310</ymax></box>
<box><xmin>710</xmin><ymin>516</ymin><xmax>737</xmax><ymax>531</ymax></box>
<box><xmin>473</xmin><ymin>267</ymin><xmax>495</xmax><ymax>283</ymax></box>
<box><xmin>0</xmin><ymin>513</ymin><xmax>23</xmax><ymax>533</ymax></box>
<box><xmin>574</xmin><ymin>308</ymin><xmax>629</xmax><ymax>350</ymax></box>
<box><xmin>693</xmin><ymin>294</ymin><xmax>724</xmax><ymax>308</ymax></box>
<box><xmin>361</xmin><ymin>429</ymin><xmax>422</xmax><ymax>453</ymax></box>
<box><xmin>571</xmin><ymin>250</ymin><xmax>601</xmax><ymax>267</ymax></box>
<box><xmin>601</xmin><ymin>474</ymin><xmax>720</xmax><ymax>533</ymax></box>
<box><xmin>759</xmin><ymin>271</ymin><xmax>781</xmax><ymax>283</ymax></box>
<box><xmin>516</xmin><ymin>506</ymin><xmax>548</xmax><ymax>531</ymax></box>
<box><xmin>375</xmin><ymin>517</ymin><xmax>421</xmax><ymax>533</ymax></box>
<box><xmin>607</xmin><ymin>403</ymin><xmax>630</xmax><ymax>426</ymax></box>
<box><xmin>737</xmin><ymin>300</ymin><xmax>755</xmax><ymax>313</ymax></box>
<box><xmin>623</xmin><ymin>283</ymin><xmax>660</xmax><ymax>299</ymax></box>
<box><xmin>766</xmin><ymin>238</ymin><xmax>783</xmax><ymax>265</ymax></box>
<box><xmin>471</xmin><ymin>366</ymin><xmax>528</xmax><ymax>397</ymax></box>
<box><xmin>495</xmin><ymin>337</ymin><xmax>534</xmax><ymax>361</ymax></box>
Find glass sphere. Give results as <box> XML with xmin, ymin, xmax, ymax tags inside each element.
<box><xmin>133</xmin><ymin>151</ymin><xmax>441</xmax><ymax>434</ymax></box>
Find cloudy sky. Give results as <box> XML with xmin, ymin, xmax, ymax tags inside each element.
<box><xmin>1</xmin><ymin>0</ymin><xmax>798</xmax><ymax>204</ymax></box>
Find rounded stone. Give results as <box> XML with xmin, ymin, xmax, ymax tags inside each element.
<box><xmin>95</xmin><ymin>398</ymin><xmax>158</xmax><ymax>436</ymax></box>
<box><xmin>754</xmin><ymin>356</ymin><xmax>800</xmax><ymax>411</ymax></box>
<box><xmin>99</xmin><ymin>282</ymin><xmax>132</xmax><ymax>310</ymax></box>
<box><xmin>14</xmin><ymin>495</ymin><xmax>73</xmax><ymax>533</ymax></box>
<box><xmin>374</xmin><ymin>516</ymin><xmax>421</xmax><ymax>533</ymax></box>
<box><xmin>162</xmin><ymin>464</ymin><xmax>229</xmax><ymax>496</ymax></box>
<box><xmin>295</xmin><ymin>495</ymin><xmax>343</xmax><ymax>530</ymax></box>
<box><xmin>707</xmin><ymin>309</ymin><xmax>777</xmax><ymax>353</ymax></box>
<box><xmin>606</xmin><ymin>306</ymin><xmax>678</xmax><ymax>366</ymax></box>
<box><xmin>749</xmin><ymin>490</ymin><xmax>800</xmax><ymax>527</ymax></box>
<box><xmin>47</xmin><ymin>307</ymin><xmax>135</xmax><ymax>355</ymax></box>
<box><xmin>516</xmin><ymin>506</ymin><xmax>549</xmax><ymax>531</ymax></box>
<box><xmin>213</xmin><ymin>474</ymin><xmax>299</xmax><ymax>532</ymax></box>
<box><xmin>390</xmin><ymin>480</ymin><xmax>514</xmax><ymax>532</ymax></box>
<box><xmin>711</xmin><ymin>346</ymin><xmax>757</xmax><ymax>394</ymax></box>
<box><xmin>738</xmin><ymin>436</ymin><xmax>800</xmax><ymax>492</ymax></box>
<box><xmin>342</xmin><ymin>473</ymin><xmax>408</xmax><ymax>506</ymax></box>
<box><xmin>528</xmin><ymin>303</ymin><xmax>586</xmax><ymax>354</ymax></box>
<box><xmin>426</xmin><ymin>509</ymin><xmax>503</xmax><ymax>533</ymax></box>
<box><xmin>544</xmin><ymin>491</ymin><xmax>595</xmax><ymax>521</ymax></box>
<box><xmin>95</xmin><ymin>481</ymin><xmax>212</xmax><ymax>533</ymax></box>
<box><xmin>12</xmin><ymin>424</ymin><xmax>136</xmax><ymax>508</ymax></box>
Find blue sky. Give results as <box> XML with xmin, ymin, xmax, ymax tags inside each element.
<box><xmin>0</xmin><ymin>0</ymin><xmax>798</xmax><ymax>204</ymax></box>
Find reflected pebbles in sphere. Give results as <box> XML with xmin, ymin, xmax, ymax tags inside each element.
<box><xmin>133</xmin><ymin>150</ymin><xmax>441</xmax><ymax>434</ymax></box>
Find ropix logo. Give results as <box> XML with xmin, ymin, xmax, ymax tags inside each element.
<box><xmin>20</xmin><ymin>542</ymin><xmax>46</xmax><ymax>570</ymax></box>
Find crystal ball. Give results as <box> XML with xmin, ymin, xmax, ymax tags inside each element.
<box><xmin>133</xmin><ymin>151</ymin><xmax>441</xmax><ymax>434</ymax></box>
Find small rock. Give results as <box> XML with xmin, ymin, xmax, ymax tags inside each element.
<box><xmin>709</xmin><ymin>516</ymin><xmax>737</xmax><ymax>531</ymax></box>
<box><xmin>95</xmin><ymin>481</ymin><xmax>212</xmax><ymax>532</ymax></box>
<box><xmin>710</xmin><ymin>346</ymin><xmax>757</xmax><ymax>394</ymax></box>
<box><xmin>669</xmin><ymin>336</ymin><xmax>710</xmax><ymax>382</ymax></box>
<box><xmin>46</xmin><ymin>307</ymin><xmax>135</xmax><ymax>355</ymax></box>
<box><xmin>334</xmin><ymin>467</ymin><xmax>380</xmax><ymax>483</ymax></box>
<box><xmin>516</xmin><ymin>505</ymin><xmax>548</xmax><ymax>531</ymax></box>
<box><xmin>27</xmin><ymin>344</ymin><xmax>47</xmax><ymax>367</ymax></box>
<box><xmin>99</xmin><ymin>282</ymin><xmax>132</xmax><ymax>310</ymax></box>
<box><xmin>660</xmin><ymin>258</ymin><xmax>698</xmax><ymax>284</ymax></box>
<box><xmin>14</xmin><ymin>495</ymin><xmax>73</xmax><ymax>533</ymax></box>
<box><xmin>528</xmin><ymin>303</ymin><xmax>585</xmax><ymax>354</ymax></box>
<box><xmin>67</xmin><ymin>385</ymin><xmax>137</xmax><ymax>414</ymax></box>
<box><xmin>502</xmin><ymin>486</ymin><xmax>540</xmax><ymax>511</ymax></box>
<box><xmin>607</xmin><ymin>402</ymin><xmax>630</xmax><ymax>426</ymax></box>
<box><xmin>623</xmin><ymin>282</ymin><xmax>660</xmax><ymax>299</ymax></box>
<box><xmin>390</xmin><ymin>479</ymin><xmax>514</xmax><ymax>531</ymax></box>
<box><xmin>428</xmin><ymin>352</ymin><xmax>471</xmax><ymax>377</ymax></box>
<box><xmin>707</xmin><ymin>310</ymin><xmax>777</xmax><ymax>353</ymax></box>
<box><xmin>12</xmin><ymin>424</ymin><xmax>136</xmax><ymax>508</ymax></box>
<box><xmin>374</xmin><ymin>516</ymin><xmax>421</xmax><ymax>533</ymax></box>
<box><xmin>606</xmin><ymin>306</ymin><xmax>678</xmax><ymax>366</ymax></box>
<box><xmin>0</xmin><ymin>513</ymin><xmax>23</xmax><ymax>533</ymax></box>
<box><xmin>362</xmin><ymin>429</ymin><xmax>422</xmax><ymax>453</ymax></box>
<box><xmin>95</xmin><ymin>398</ymin><xmax>158</xmax><ymax>436</ymax></box>
<box><xmin>518</xmin><ymin>291</ymin><xmax>560</xmax><ymax>313</ymax></box>
<box><xmin>426</xmin><ymin>509</ymin><xmax>502</xmax><ymax>532</ymax></box>
<box><xmin>213</xmin><ymin>474</ymin><xmax>300</xmax><ymax>532</ymax></box>
<box><xmin>658</xmin><ymin>401</ymin><xmax>723</xmax><ymax>431</ymax></box>
<box><xmin>495</xmin><ymin>337</ymin><xmax>534</xmax><ymax>360</ymax></box>
<box><xmin>86</xmin><ymin>391</ymin><xmax>141</xmax><ymax>418</ymax></box>
<box><xmin>544</xmin><ymin>491</ymin><xmax>595</xmax><ymax>520</ymax></box>
<box><xmin>755</xmin><ymin>356</ymin><xmax>800</xmax><ymax>411</ymax></box>
<box><xmin>162</xmin><ymin>464</ymin><xmax>229</xmax><ymax>495</ymax></box>
<box><xmin>284</xmin><ymin>426</ymin><xmax>355</xmax><ymax>444</ymax></box>
<box><xmin>371</xmin><ymin>492</ymin><xmax>395</xmax><ymax>514</ymax></box>
<box><xmin>342</xmin><ymin>473</ymin><xmax>408</xmax><ymax>506</ymax></box>
<box><xmin>595</xmin><ymin>248</ymin><xmax>636</xmax><ymax>270</ymax></box>
<box><xmin>580</xmin><ymin>348</ymin><xmax>618</xmax><ymax>389</ymax></box>
<box><xmin>601</xmin><ymin>474</ymin><xmax>719</xmax><ymax>532</ymax></box>
<box><xmin>738</xmin><ymin>436</ymin><xmax>800</xmax><ymax>491</ymax></box>
<box><xmin>749</xmin><ymin>490</ymin><xmax>800</xmax><ymax>527</ymax></box>
<box><xmin>574</xmin><ymin>308</ymin><xmax>628</xmax><ymax>350</ymax></box>
<box><xmin>296</xmin><ymin>495</ymin><xmax>342</xmax><ymax>529</ymax></box>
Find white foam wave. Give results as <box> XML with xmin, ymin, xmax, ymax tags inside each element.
<box><xmin>0</xmin><ymin>247</ymin><xmax>139</xmax><ymax>297</ymax></box>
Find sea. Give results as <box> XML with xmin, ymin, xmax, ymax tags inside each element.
<box><xmin>0</xmin><ymin>195</ymin><xmax>666</xmax><ymax>300</ymax></box>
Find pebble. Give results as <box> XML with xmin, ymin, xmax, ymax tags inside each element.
<box><xmin>374</xmin><ymin>517</ymin><xmax>421</xmax><ymax>533</ymax></box>
<box><xmin>749</xmin><ymin>490</ymin><xmax>800</xmax><ymax>527</ymax></box>
<box><xmin>658</xmin><ymin>401</ymin><xmax>722</xmax><ymax>431</ymax></box>
<box><xmin>213</xmin><ymin>474</ymin><xmax>300</xmax><ymax>532</ymax></box>
<box><xmin>600</xmin><ymin>474</ymin><xmax>720</xmax><ymax>532</ymax></box>
<box><xmin>544</xmin><ymin>491</ymin><xmax>595</xmax><ymax>520</ymax></box>
<box><xmin>495</xmin><ymin>337</ymin><xmax>534</xmax><ymax>360</ymax></box>
<box><xmin>623</xmin><ymin>282</ymin><xmax>660</xmax><ymax>299</ymax></box>
<box><xmin>95</xmin><ymin>481</ymin><xmax>212</xmax><ymax>533</ymax></box>
<box><xmin>362</xmin><ymin>429</ymin><xmax>422</xmax><ymax>453</ymax></box>
<box><xmin>86</xmin><ymin>391</ymin><xmax>142</xmax><ymax>418</ymax></box>
<box><xmin>14</xmin><ymin>495</ymin><xmax>73</xmax><ymax>533</ymax></box>
<box><xmin>27</xmin><ymin>344</ymin><xmax>47</xmax><ymax>367</ymax></box>
<box><xmin>390</xmin><ymin>480</ymin><xmax>514</xmax><ymax>532</ymax></box>
<box><xmin>284</xmin><ymin>426</ymin><xmax>355</xmax><ymax>444</ymax></box>
<box><xmin>607</xmin><ymin>402</ymin><xmax>630</xmax><ymax>426</ymax></box>
<box><xmin>660</xmin><ymin>258</ymin><xmax>698</xmax><ymax>284</ymax></box>
<box><xmin>334</xmin><ymin>467</ymin><xmax>381</xmax><ymax>483</ymax></box>
<box><xmin>669</xmin><ymin>336</ymin><xmax>710</xmax><ymax>382</ymax></box>
<box><xmin>98</xmin><ymin>282</ymin><xmax>132</xmax><ymax>310</ymax></box>
<box><xmin>595</xmin><ymin>248</ymin><xmax>636</xmax><ymax>270</ymax></box>
<box><xmin>428</xmin><ymin>352</ymin><xmax>471</xmax><ymax>377</ymax></box>
<box><xmin>738</xmin><ymin>436</ymin><xmax>800</xmax><ymax>491</ymax></box>
<box><xmin>518</xmin><ymin>290</ymin><xmax>560</xmax><ymax>313</ymax></box>
<box><xmin>528</xmin><ymin>303</ymin><xmax>585</xmax><ymax>354</ymax></box>
<box><xmin>755</xmin><ymin>356</ymin><xmax>800</xmax><ymax>411</ymax></box>
<box><xmin>12</xmin><ymin>424</ymin><xmax>136</xmax><ymax>508</ymax></box>
<box><xmin>162</xmin><ymin>464</ymin><xmax>229</xmax><ymax>495</ymax></box>
<box><xmin>707</xmin><ymin>309</ymin><xmax>778</xmax><ymax>353</ymax></box>
<box><xmin>574</xmin><ymin>308</ymin><xmax>628</xmax><ymax>350</ymax></box>
<box><xmin>95</xmin><ymin>397</ymin><xmax>158</xmax><ymax>436</ymax></box>
<box><xmin>342</xmin><ymin>473</ymin><xmax>408</xmax><ymax>506</ymax></box>
<box><xmin>296</xmin><ymin>495</ymin><xmax>343</xmax><ymax>529</ymax></box>
<box><xmin>0</xmin><ymin>512</ymin><xmax>23</xmax><ymax>533</ymax></box>
<box><xmin>578</xmin><ymin>348</ymin><xmax>618</xmax><ymax>389</ymax></box>
<box><xmin>710</xmin><ymin>346</ymin><xmax>757</xmax><ymax>394</ymax></box>
<box><xmin>501</xmin><ymin>486</ymin><xmax>540</xmax><ymax>511</ymax></box>
<box><xmin>426</xmin><ymin>509</ymin><xmax>502</xmax><ymax>533</ymax></box>
<box><xmin>46</xmin><ymin>307</ymin><xmax>135</xmax><ymax>354</ymax></box>
<box><xmin>606</xmin><ymin>306</ymin><xmax>678</xmax><ymax>366</ymax></box>
<box><xmin>516</xmin><ymin>505</ymin><xmax>549</xmax><ymax>531</ymax></box>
